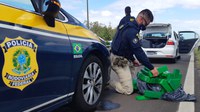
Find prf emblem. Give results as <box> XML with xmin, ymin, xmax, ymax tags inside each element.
<box><xmin>0</xmin><ymin>37</ymin><xmax>39</xmax><ymax>91</ymax></box>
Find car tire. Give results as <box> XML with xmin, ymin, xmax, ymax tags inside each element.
<box><xmin>73</xmin><ymin>55</ymin><xmax>105</xmax><ymax>112</ymax></box>
<box><xmin>176</xmin><ymin>49</ymin><xmax>181</xmax><ymax>60</ymax></box>
<box><xmin>171</xmin><ymin>50</ymin><xmax>178</xmax><ymax>63</ymax></box>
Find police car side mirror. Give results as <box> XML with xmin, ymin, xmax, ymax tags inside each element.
<box><xmin>40</xmin><ymin>0</ymin><xmax>61</xmax><ymax>27</ymax></box>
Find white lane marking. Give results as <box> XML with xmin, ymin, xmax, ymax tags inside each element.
<box><xmin>177</xmin><ymin>53</ymin><xmax>194</xmax><ymax>112</ymax></box>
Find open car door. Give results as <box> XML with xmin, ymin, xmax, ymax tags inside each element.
<box><xmin>178</xmin><ymin>31</ymin><xmax>200</xmax><ymax>54</ymax></box>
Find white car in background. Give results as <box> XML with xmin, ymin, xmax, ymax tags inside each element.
<box><xmin>141</xmin><ymin>23</ymin><xmax>180</xmax><ymax>63</ymax></box>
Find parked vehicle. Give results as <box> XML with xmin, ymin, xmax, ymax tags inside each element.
<box><xmin>178</xmin><ymin>31</ymin><xmax>200</xmax><ymax>54</ymax></box>
<box><xmin>0</xmin><ymin>0</ymin><xmax>110</xmax><ymax>112</ymax></box>
<box><xmin>141</xmin><ymin>23</ymin><xmax>180</xmax><ymax>63</ymax></box>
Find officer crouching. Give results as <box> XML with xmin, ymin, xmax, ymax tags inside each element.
<box><xmin>110</xmin><ymin>9</ymin><xmax>159</xmax><ymax>95</ymax></box>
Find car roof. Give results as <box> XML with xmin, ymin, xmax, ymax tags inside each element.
<box><xmin>147</xmin><ymin>23</ymin><xmax>171</xmax><ymax>27</ymax></box>
<box><xmin>143</xmin><ymin>23</ymin><xmax>172</xmax><ymax>34</ymax></box>
<box><xmin>178</xmin><ymin>31</ymin><xmax>196</xmax><ymax>34</ymax></box>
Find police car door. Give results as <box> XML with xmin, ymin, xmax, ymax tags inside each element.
<box><xmin>179</xmin><ymin>31</ymin><xmax>200</xmax><ymax>54</ymax></box>
<box><xmin>0</xmin><ymin>0</ymin><xmax>72</xmax><ymax>111</ymax></box>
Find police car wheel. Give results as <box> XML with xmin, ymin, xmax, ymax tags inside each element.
<box><xmin>73</xmin><ymin>55</ymin><xmax>104</xmax><ymax>111</ymax></box>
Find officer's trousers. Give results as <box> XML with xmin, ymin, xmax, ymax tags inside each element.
<box><xmin>110</xmin><ymin>53</ymin><xmax>135</xmax><ymax>95</ymax></box>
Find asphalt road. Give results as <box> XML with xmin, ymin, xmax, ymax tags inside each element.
<box><xmin>55</xmin><ymin>54</ymin><xmax>199</xmax><ymax>112</ymax></box>
<box><xmin>96</xmin><ymin>54</ymin><xmax>199</xmax><ymax>112</ymax></box>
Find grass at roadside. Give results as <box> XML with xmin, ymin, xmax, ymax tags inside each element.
<box><xmin>194</xmin><ymin>48</ymin><xmax>200</xmax><ymax>68</ymax></box>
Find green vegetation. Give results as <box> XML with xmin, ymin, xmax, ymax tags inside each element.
<box><xmin>84</xmin><ymin>21</ymin><xmax>117</xmax><ymax>41</ymax></box>
<box><xmin>194</xmin><ymin>48</ymin><xmax>200</xmax><ymax>68</ymax></box>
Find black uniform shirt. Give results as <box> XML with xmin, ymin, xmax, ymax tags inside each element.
<box><xmin>117</xmin><ymin>15</ymin><xmax>135</xmax><ymax>29</ymax></box>
<box><xmin>112</xmin><ymin>20</ymin><xmax>154</xmax><ymax>70</ymax></box>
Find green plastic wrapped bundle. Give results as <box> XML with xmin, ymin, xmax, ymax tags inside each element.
<box><xmin>134</xmin><ymin>65</ymin><xmax>182</xmax><ymax>100</ymax></box>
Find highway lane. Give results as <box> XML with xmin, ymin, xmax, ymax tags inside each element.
<box><xmin>96</xmin><ymin>54</ymin><xmax>195</xmax><ymax>112</ymax></box>
<box><xmin>54</xmin><ymin>54</ymin><xmax>198</xmax><ymax>112</ymax></box>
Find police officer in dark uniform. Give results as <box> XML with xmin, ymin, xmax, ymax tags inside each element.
<box><xmin>110</xmin><ymin>9</ymin><xmax>158</xmax><ymax>95</ymax></box>
<box><xmin>118</xmin><ymin>6</ymin><xmax>135</xmax><ymax>29</ymax></box>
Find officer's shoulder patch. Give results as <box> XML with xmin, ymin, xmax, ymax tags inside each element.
<box><xmin>133</xmin><ymin>38</ymin><xmax>138</xmax><ymax>44</ymax></box>
<box><xmin>130</xmin><ymin>18</ymin><xmax>134</xmax><ymax>22</ymax></box>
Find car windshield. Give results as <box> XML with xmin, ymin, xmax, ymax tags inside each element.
<box><xmin>143</xmin><ymin>32</ymin><xmax>167</xmax><ymax>38</ymax></box>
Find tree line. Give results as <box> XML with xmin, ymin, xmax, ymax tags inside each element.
<box><xmin>84</xmin><ymin>21</ymin><xmax>117</xmax><ymax>41</ymax></box>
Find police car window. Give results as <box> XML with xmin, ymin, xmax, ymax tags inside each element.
<box><xmin>0</xmin><ymin>0</ymin><xmax>34</xmax><ymax>11</ymax></box>
<box><xmin>60</xmin><ymin>8</ymin><xmax>86</xmax><ymax>28</ymax></box>
<box><xmin>56</xmin><ymin>12</ymin><xmax>66</xmax><ymax>21</ymax></box>
<box><xmin>61</xmin><ymin>9</ymin><xmax>81</xmax><ymax>25</ymax></box>
<box><xmin>69</xmin><ymin>14</ymin><xmax>81</xmax><ymax>25</ymax></box>
<box><xmin>31</xmin><ymin>0</ymin><xmax>41</xmax><ymax>12</ymax></box>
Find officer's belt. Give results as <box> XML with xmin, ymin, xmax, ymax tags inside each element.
<box><xmin>111</xmin><ymin>49</ymin><xmax>125</xmax><ymax>58</ymax></box>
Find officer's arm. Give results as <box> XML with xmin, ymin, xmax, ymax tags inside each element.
<box><xmin>126</xmin><ymin>33</ymin><xmax>154</xmax><ymax>70</ymax></box>
<box><xmin>133</xmin><ymin>47</ymin><xmax>154</xmax><ymax>70</ymax></box>
<box><xmin>117</xmin><ymin>17</ymin><xmax>126</xmax><ymax>29</ymax></box>
<box><xmin>124</xmin><ymin>50</ymin><xmax>135</xmax><ymax>61</ymax></box>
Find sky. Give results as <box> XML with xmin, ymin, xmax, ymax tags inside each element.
<box><xmin>59</xmin><ymin>0</ymin><xmax>200</xmax><ymax>34</ymax></box>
